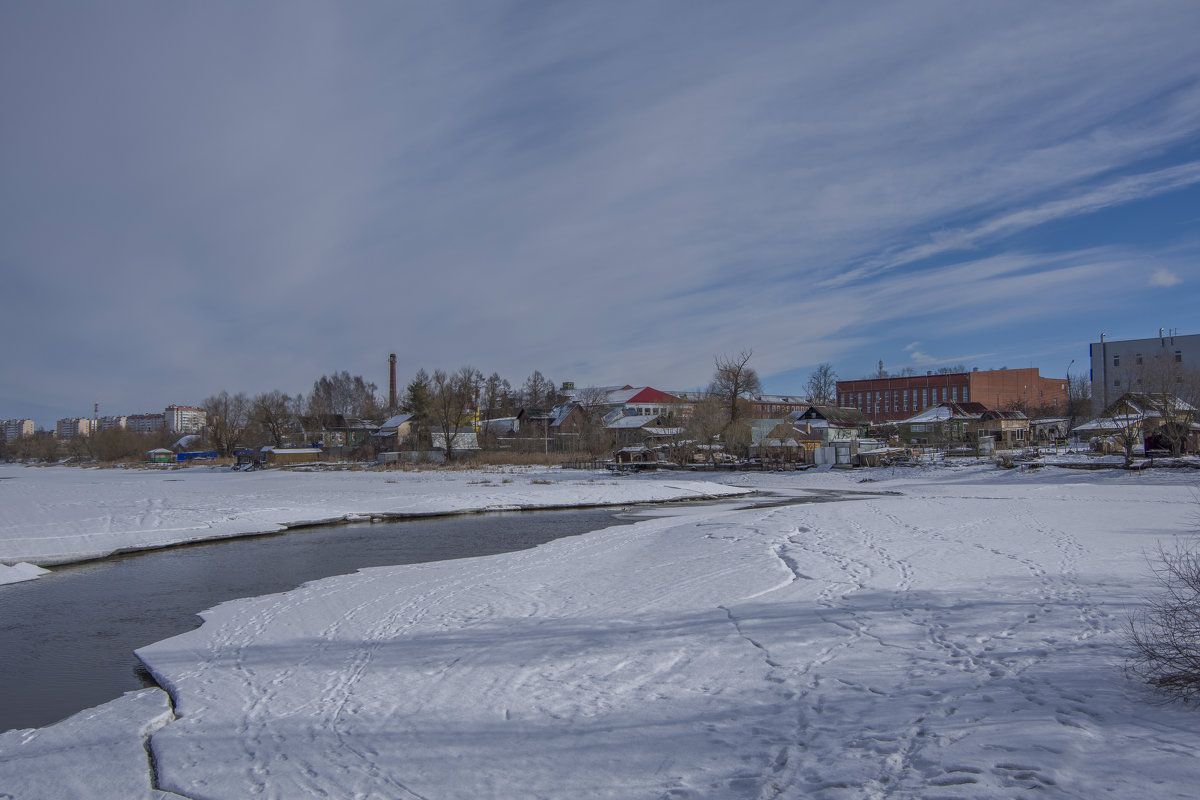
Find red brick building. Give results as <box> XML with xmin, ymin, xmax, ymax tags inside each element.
<box><xmin>836</xmin><ymin>368</ymin><xmax>1067</xmax><ymax>423</ymax></box>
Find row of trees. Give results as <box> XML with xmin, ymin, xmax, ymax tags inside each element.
<box><xmin>0</xmin><ymin>354</ymin><xmax>845</xmax><ymax>464</ymax></box>
<box><xmin>192</xmin><ymin>367</ymin><xmax>572</xmax><ymax>458</ymax></box>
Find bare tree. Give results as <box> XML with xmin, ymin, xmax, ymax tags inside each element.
<box><xmin>1126</xmin><ymin>537</ymin><xmax>1200</xmax><ymax>702</ymax></box>
<box><xmin>1138</xmin><ymin>354</ymin><xmax>1200</xmax><ymax>457</ymax></box>
<box><xmin>709</xmin><ymin>350</ymin><xmax>762</xmax><ymax>429</ymax></box>
<box><xmin>481</xmin><ymin>373</ymin><xmax>512</xmax><ymax>422</ymax></box>
<box><xmin>686</xmin><ymin>397</ymin><xmax>728</xmax><ymax>466</ymax></box>
<box><xmin>253</xmin><ymin>390</ymin><xmax>294</xmax><ymax>447</ymax></box>
<box><xmin>203</xmin><ymin>391</ymin><xmax>251</xmax><ymax>457</ymax></box>
<box><xmin>430</xmin><ymin>366</ymin><xmax>477</xmax><ymax>461</ymax></box>
<box><xmin>804</xmin><ymin>362</ymin><xmax>838</xmax><ymax>405</ymax></box>
<box><xmin>520</xmin><ymin>370</ymin><xmax>557</xmax><ymax>409</ymax></box>
<box><xmin>307</xmin><ymin>372</ymin><xmax>381</xmax><ymax>419</ymax></box>
<box><xmin>1066</xmin><ymin>372</ymin><xmax>1092</xmax><ymax>436</ymax></box>
<box><xmin>574</xmin><ymin>385</ymin><xmax>614</xmax><ymax>457</ymax></box>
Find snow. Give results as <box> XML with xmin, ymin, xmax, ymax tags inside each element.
<box><xmin>0</xmin><ymin>464</ymin><xmax>749</xmax><ymax>567</ymax></box>
<box><xmin>0</xmin><ymin>561</ymin><xmax>50</xmax><ymax>586</ymax></box>
<box><xmin>2</xmin><ymin>462</ymin><xmax>1200</xmax><ymax>797</ymax></box>
<box><xmin>0</xmin><ymin>688</ymin><xmax>178</xmax><ymax>800</ymax></box>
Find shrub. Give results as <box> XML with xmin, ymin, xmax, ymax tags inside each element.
<box><xmin>1127</xmin><ymin>538</ymin><xmax>1200</xmax><ymax>702</ymax></box>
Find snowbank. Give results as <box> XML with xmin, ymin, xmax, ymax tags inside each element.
<box><xmin>0</xmin><ymin>464</ymin><xmax>749</xmax><ymax>567</ymax></box>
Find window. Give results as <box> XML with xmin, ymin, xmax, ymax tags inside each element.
<box><xmin>1114</xmin><ymin>379</ymin><xmax>1121</xmax><ymax>387</ymax></box>
<box><xmin>1176</xmin><ymin>350</ymin><xmax>1183</xmax><ymax>363</ymax></box>
<box><xmin>1136</xmin><ymin>353</ymin><xmax>1143</xmax><ymax>365</ymax></box>
<box><xmin>962</xmin><ymin>388</ymin><xmax>969</xmax><ymax>403</ymax></box>
<box><xmin>1113</xmin><ymin>355</ymin><xmax>1120</xmax><ymax>367</ymax></box>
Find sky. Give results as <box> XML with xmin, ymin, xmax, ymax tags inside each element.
<box><xmin>3</xmin><ymin>1</ymin><xmax>1199</xmax><ymax>428</ymax></box>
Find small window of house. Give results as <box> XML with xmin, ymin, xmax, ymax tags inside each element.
<box><xmin>1114</xmin><ymin>379</ymin><xmax>1121</xmax><ymax>387</ymax></box>
<box><xmin>1176</xmin><ymin>350</ymin><xmax>1183</xmax><ymax>362</ymax></box>
<box><xmin>1136</xmin><ymin>354</ymin><xmax>1143</xmax><ymax>365</ymax></box>
<box><xmin>1113</xmin><ymin>355</ymin><xmax>1120</xmax><ymax>367</ymax></box>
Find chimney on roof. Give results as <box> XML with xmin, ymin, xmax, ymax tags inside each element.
<box><xmin>388</xmin><ymin>354</ymin><xmax>397</xmax><ymax>409</ymax></box>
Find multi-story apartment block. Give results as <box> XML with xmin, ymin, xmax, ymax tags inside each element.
<box><xmin>1</xmin><ymin>419</ymin><xmax>36</xmax><ymax>440</ymax></box>
<box><xmin>837</xmin><ymin>367</ymin><xmax>1068</xmax><ymax>423</ymax></box>
<box><xmin>56</xmin><ymin>417</ymin><xmax>96</xmax><ymax>438</ymax></box>
<box><xmin>97</xmin><ymin>416</ymin><xmax>128</xmax><ymax>431</ymax></box>
<box><xmin>1089</xmin><ymin>329</ymin><xmax>1200</xmax><ymax>413</ymax></box>
<box><xmin>165</xmin><ymin>405</ymin><xmax>207</xmax><ymax>434</ymax></box>
<box><xmin>126</xmin><ymin>413</ymin><xmax>166</xmax><ymax>434</ymax></box>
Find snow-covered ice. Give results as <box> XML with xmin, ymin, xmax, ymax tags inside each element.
<box><xmin>0</xmin><ymin>561</ymin><xmax>49</xmax><ymax>586</ymax></box>
<box><xmin>2</xmin><ymin>462</ymin><xmax>1199</xmax><ymax>798</ymax></box>
<box><xmin>0</xmin><ymin>463</ymin><xmax>748</xmax><ymax>567</ymax></box>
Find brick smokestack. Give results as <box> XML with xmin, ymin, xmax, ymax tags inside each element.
<box><xmin>389</xmin><ymin>354</ymin><xmax>398</xmax><ymax>409</ymax></box>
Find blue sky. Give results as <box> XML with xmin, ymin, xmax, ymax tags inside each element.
<box><xmin>3</xmin><ymin>2</ymin><xmax>1199</xmax><ymax>427</ymax></box>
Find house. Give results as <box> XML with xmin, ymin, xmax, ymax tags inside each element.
<box><xmin>1030</xmin><ymin>417</ymin><xmax>1071</xmax><ymax>443</ymax></box>
<box><xmin>1075</xmin><ymin>392</ymin><xmax>1198</xmax><ymax>454</ymax></box>
<box><xmin>604</xmin><ymin>412</ymin><xmax>665</xmax><ymax>447</ymax></box>
<box><xmin>263</xmin><ymin>447</ymin><xmax>323</xmax><ymax>467</ymax></box>
<box><xmin>295</xmin><ymin>415</ymin><xmax>376</xmax><ymax>449</ymax></box>
<box><xmin>972</xmin><ymin>409</ymin><xmax>1030</xmax><ymax>449</ymax></box>
<box><xmin>147</xmin><ymin>448</ymin><xmax>174</xmax><ymax>464</ymax></box>
<box><xmin>372</xmin><ymin>413</ymin><xmax>413</xmax><ymax>450</ymax></box>
<box><xmin>794</xmin><ymin>406</ymin><xmax>870</xmax><ymax>442</ymax></box>
<box><xmin>895</xmin><ymin>402</ymin><xmax>988</xmax><ymax>444</ymax></box>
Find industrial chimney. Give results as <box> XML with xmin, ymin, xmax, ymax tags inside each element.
<box><xmin>388</xmin><ymin>354</ymin><xmax>398</xmax><ymax>410</ymax></box>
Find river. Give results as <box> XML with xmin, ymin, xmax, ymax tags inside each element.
<box><xmin>0</xmin><ymin>506</ymin><xmax>637</xmax><ymax>732</ymax></box>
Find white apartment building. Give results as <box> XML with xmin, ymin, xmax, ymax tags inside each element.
<box><xmin>166</xmin><ymin>405</ymin><xmax>207</xmax><ymax>434</ymax></box>
<box><xmin>56</xmin><ymin>418</ymin><xmax>96</xmax><ymax>438</ymax></box>
<box><xmin>97</xmin><ymin>416</ymin><xmax>128</xmax><ymax>431</ymax></box>
<box><xmin>2</xmin><ymin>419</ymin><xmax>35</xmax><ymax>440</ymax></box>
<box><xmin>1089</xmin><ymin>329</ymin><xmax>1200</xmax><ymax>412</ymax></box>
<box><xmin>126</xmin><ymin>413</ymin><xmax>166</xmax><ymax>433</ymax></box>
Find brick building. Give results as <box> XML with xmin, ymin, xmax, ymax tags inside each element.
<box><xmin>836</xmin><ymin>368</ymin><xmax>1067</xmax><ymax>423</ymax></box>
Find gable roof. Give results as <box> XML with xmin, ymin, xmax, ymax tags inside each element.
<box><xmin>1102</xmin><ymin>392</ymin><xmax>1196</xmax><ymax>418</ymax></box>
<box><xmin>378</xmin><ymin>413</ymin><xmax>413</xmax><ymax>431</ymax></box>
<box><xmin>602</xmin><ymin>386</ymin><xmax>685</xmax><ymax>406</ymax></box>
<box><xmin>799</xmin><ymin>406</ymin><xmax>869</xmax><ymax>426</ymax></box>
<box><xmin>899</xmin><ymin>402</ymin><xmax>988</xmax><ymax>425</ymax></box>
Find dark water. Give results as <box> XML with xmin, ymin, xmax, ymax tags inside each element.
<box><xmin>0</xmin><ymin>507</ymin><xmax>633</xmax><ymax>733</ymax></box>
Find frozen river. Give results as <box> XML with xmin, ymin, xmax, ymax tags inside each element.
<box><xmin>0</xmin><ymin>506</ymin><xmax>636</xmax><ymax>732</ymax></box>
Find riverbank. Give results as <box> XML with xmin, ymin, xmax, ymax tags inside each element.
<box><xmin>0</xmin><ymin>464</ymin><xmax>751</xmax><ymax>573</ymax></box>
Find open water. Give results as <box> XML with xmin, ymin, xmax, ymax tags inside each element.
<box><xmin>0</xmin><ymin>507</ymin><xmax>635</xmax><ymax>732</ymax></box>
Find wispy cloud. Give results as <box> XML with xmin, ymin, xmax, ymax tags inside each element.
<box><xmin>2</xmin><ymin>3</ymin><xmax>1200</xmax><ymax>423</ymax></box>
<box><xmin>1150</xmin><ymin>268</ymin><xmax>1183</xmax><ymax>287</ymax></box>
<box><xmin>823</xmin><ymin>161</ymin><xmax>1200</xmax><ymax>288</ymax></box>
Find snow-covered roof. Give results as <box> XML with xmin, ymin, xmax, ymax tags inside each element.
<box><xmin>548</xmin><ymin>403</ymin><xmax>577</xmax><ymax>427</ymax></box>
<box><xmin>606</xmin><ymin>414</ymin><xmax>661</xmax><ymax>430</ymax></box>
<box><xmin>378</xmin><ymin>413</ymin><xmax>413</xmax><ymax>430</ymax></box>
<box><xmin>1073</xmin><ymin>416</ymin><xmax>1143</xmax><ymax>433</ymax></box>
